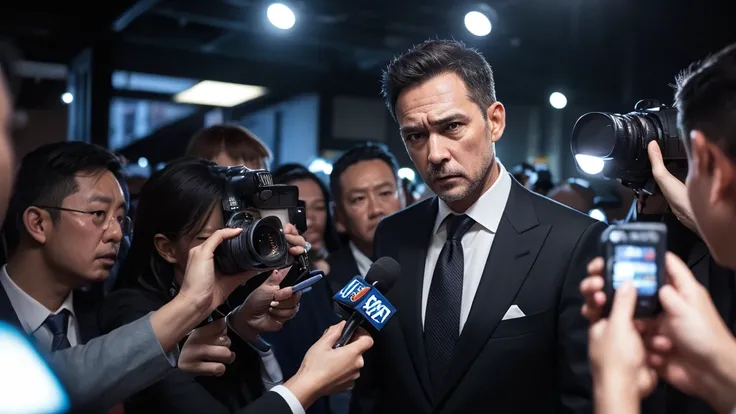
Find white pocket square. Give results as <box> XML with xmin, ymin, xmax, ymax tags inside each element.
<box><xmin>502</xmin><ymin>304</ymin><xmax>526</xmax><ymax>321</ymax></box>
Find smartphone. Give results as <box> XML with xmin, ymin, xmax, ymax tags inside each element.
<box><xmin>601</xmin><ymin>221</ymin><xmax>667</xmax><ymax>318</ymax></box>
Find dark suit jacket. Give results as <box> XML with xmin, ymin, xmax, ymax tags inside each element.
<box><xmin>326</xmin><ymin>246</ymin><xmax>361</xmax><ymax>295</ymax></box>
<box><xmin>642</xmin><ymin>219</ymin><xmax>736</xmax><ymax>414</ymax></box>
<box><xmin>99</xmin><ymin>288</ymin><xmax>293</xmax><ymax>414</ymax></box>
<box><xmin>0</xmin><ymin>284</ymin><xmax>100</xmax><ymax>346</ymax></box>
<box><xmin>351</xmin><ymin>178</ymin><xmax>606</xmax><ymax>414</ymax></box>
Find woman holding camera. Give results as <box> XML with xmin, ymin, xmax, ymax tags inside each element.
<box><xmin>99</xmin><ymin>158</ymin><xmax>372</xmax><ymax>414</ymax></box>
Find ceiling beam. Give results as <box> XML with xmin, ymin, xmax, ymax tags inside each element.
<box><xmin>112</xmin><ymin>0</ymin><xmax>166</xmax><ymax>32</ymax></box>
<box><xmin>111</xmin><ymin>42</ymin><xmax>328</xmax><ymax>89</ymax></box>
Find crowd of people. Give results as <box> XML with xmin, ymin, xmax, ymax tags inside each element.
<box><xmin>1</xmin><ymin>36</ymin><xmax>736</xmax><ymax>414</ymax></box>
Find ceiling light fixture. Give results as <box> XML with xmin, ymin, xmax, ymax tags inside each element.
<box><xmin>173</xmin><ymin>81</ymin><xmax>268</xmax><ymax>107</ymax></box>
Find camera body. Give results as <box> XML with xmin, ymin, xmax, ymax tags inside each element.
<box><xmin>571</xmin><ymin>100</ymin><xmax>687</xmax><ymax>190</ymax></box>
<box><xmin>212</xmin><ymin>165</ymin><xmax>307</xmax><ymax>275</ymax></box>
<box><xmin>601</xmin><ymin>222</ymin><xmax>667</xmax><ymax>318</ymax></box>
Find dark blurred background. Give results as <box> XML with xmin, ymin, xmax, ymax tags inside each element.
<box><xmin>2</xmin><ymin>0</ymin><xmax>733</xmax><ymax>196</ymax></box>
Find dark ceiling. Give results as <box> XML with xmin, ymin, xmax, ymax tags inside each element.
<box><xmin>1</xmin><ymin>0</ymin><xmax>735</xmax><ymax>109</ymax></box>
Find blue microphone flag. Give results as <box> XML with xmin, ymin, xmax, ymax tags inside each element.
<box><xmin>332</xmin><ymin>276</ymin><xmax>397</xmax><ymax>331</ymax></box>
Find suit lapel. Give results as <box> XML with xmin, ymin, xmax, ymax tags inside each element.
<box><xmin>437</xmin><ymin>180</ymin><xmax>551</xmax><ymax>404</ymax></box>
<box><xmin>397</xmin><ymin>198</ymin><xmax>437</xmax><ymax>404</ymax></box>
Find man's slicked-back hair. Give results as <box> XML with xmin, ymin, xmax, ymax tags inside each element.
<box><xmin>330</xmin><ymin>142</ymin><xmax>400</xmax><ymax>201</ymax></box>
<box><xmin>3</xmin><ymin>142</ymin><xmax>122</xmax><ymax>253</ymax></box>
<box><xmin>381</xmin><ymin>39</ymin><xmax>497</xmax><ymax>122</ymax></box>
<box><xmin>675</xmin><ymin>42</ymin><xmax>736</xmax><ymax>161</ymax></box>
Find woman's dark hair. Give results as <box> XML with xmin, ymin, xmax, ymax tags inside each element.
<box><xmin>115</xmin><ymin>158</ymin><xmax>225</xmax><ymax>299</ymax></box>
<box><xmin>271</xmin><ymin>163</ymin><xmax>343</xmax><ymax>253</ymax></box>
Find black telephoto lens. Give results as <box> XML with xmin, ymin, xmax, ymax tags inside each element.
<box><xmin>570</xmin><ymin>100</ymin><xmax>686</xmax><ymax>188</ymax></box>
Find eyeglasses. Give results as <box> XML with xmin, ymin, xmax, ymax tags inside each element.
<box><xmin>35</xmin><ymin>206</ymin><xmax>132</xmax><ymax>236</ymax></box>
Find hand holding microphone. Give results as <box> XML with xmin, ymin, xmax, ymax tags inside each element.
<box><xmin>283</xmin><ymin>321</ymin><xmax>374</xmax><ymax>408</ymax></box>
<box><xmin>332</xmin><ymin>257</ymin><xmax>401</xmax><ymax>348</ymax></box>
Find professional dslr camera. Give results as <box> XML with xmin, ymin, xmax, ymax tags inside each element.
<box><xmin>212</xmin><ymin>166</ymin><xmax>307</xmax><ymax>275</ymax></box>
<box><xmin>570</xmin><ymin>99</ymin><xmax>688</xmax><ymax>191</ymax></box>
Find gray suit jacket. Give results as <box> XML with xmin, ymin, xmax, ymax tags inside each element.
<box><xmin>47</xmin><ymin>312</ymin><xmax>177</xmax><ymax>410</ymax></box>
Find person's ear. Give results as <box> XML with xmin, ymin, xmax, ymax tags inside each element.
<box><xmin>704</xmin><ymin>137</ymin><xmax>736</xmax><ymax>206</ymax></box>
<box><xmin>486</xmin><ymin>102</ymin><xmax>506</xmax><ymax>143</ymax></box>
<box><xmin>153</xmin><ymin>234</ymin><xmax>178</xmax><ymax>264</ymax></box>
<box><xmin>22</xmin><ymin>207</ymin><xmax>51</xmax><ymax>245</ymax></box>
<box><xmin>690</xmin><ymin>130</ymin><xmax>711</xmax><ymax>178</ymax></box>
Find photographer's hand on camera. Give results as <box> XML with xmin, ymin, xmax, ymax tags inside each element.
<box><xmin>284</xmin><ymin>321</ymin><xmax>374</xmax><ymax>408</ymax></box>
<box><xmin>179</xmin><ymin>317</ymin><xmax>236</xmax><ymax>377</ymax></box>
<box><xmin>589</xmin><ymin>283</ymin><xmax>658</xmax><ymax>414</ymax></box>
<box><xmin>647</xmin><ymin>253</ymin><xmax>736</xmax><ymax>413</ymax></box>
<box><xmin>150</xmin><ymin>228</ymin><xmax>260</xmax><ymax>352</ymax></box>
<box><xmin>648</xmin><ymin>141</ymin><xmax>699</xmax><ymax>233</ymax></box>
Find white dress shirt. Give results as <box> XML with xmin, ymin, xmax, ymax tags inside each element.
<box><xmin>421</xmin><ymin>162</ymin><xmax>512</xmax><ymax>333</ymax></box>
<box><xmin>349</xmin><ymin>241</ymin><xmax>373</xmax><ymax>277</ymax></box>
<box><xmin>0</xmin><ymin>264</ymin><xmax>79</xmax><ymax>351</ymax></box>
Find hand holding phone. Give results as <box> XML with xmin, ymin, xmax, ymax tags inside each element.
<box><xmin>601</xmin><ymin>222</ymin><xmax>667</xmax><ymax>318</ymax></box>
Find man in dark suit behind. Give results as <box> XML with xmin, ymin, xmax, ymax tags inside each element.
<box><xmin>327</xmin><ymin>143</ymin><xmax>405</xmax><ymax>293</ymax></box>
<box><xmin>350</xmin><ymin>39</ymin><xmax>607</xmax><ymax>414</ymax></box>
<box><xmin>0</xmin><ymin>142</ymin><xmax>127</xmax><ymax>353</ymax></box>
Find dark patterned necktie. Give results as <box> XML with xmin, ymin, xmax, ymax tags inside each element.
<box><xmin>44</xmin><ymin>309</ymin><xmax>71</xmax><ymax>351</ymax></box>
<box><xmin>424</xmin><ymin>213</ymin><xmax>476</xmax><ymax>394</ymax></box>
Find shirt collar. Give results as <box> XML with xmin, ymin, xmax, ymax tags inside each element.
<box><xmin>348</xmin><ymin>241</ymin><xmax>373</xmax><ymax>278</ymax></box>
<box><xmin>0</xmin><ymin>264</ymin><xmax>75</xmax><ymax>336</ymax></box>
<box><xmin>433</xmin><ymin>161</ymin><xmax>512</xmax><ymax>235</ymax></box>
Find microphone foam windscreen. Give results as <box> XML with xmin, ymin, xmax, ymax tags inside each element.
<box><xmin>365</xmin><ymin>257</ymin><xmax>401</xmax><ymax>293</ymax></box>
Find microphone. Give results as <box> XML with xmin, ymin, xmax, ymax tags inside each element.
<box><xmin>332</xmin><ymin>257</ymin><xmax>401</xmax><ymax>349</ymax></box>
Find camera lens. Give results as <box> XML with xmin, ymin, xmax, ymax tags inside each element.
<box><xmin>252</xmin><ymin>221</ymin><xmax>283</xmax><ymax>258</ymax></box>
<box><xmin>571</xmin><ymin>113</ymin><xmax>618</xmax><ymax>158</ymax></box>
<box><xmin>247</xmin><ymin>216</ymin><xmax>287</xmax><ymax>267</ymax></box>
<box><xmin>570</xmin><ymin>103</ymin><xmax>683</xmax><ymax>187</ymax></box>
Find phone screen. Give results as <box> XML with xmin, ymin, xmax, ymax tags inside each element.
<box><xmin>612</xmin><ymin>245</ymin><xmax>658</xmax><ymax>296</ymax></box>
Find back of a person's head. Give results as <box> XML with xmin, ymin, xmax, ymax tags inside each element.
<box><xmin>118</xmin><ymin>158</ymin><xmax>224</xmax><ymax>293</ymax></box>
<box><xmin>186</xmin><ymin>124</ymin><xmax>273</xmax><ymax>169</ymax></box>
<box><xmin>675</xmin><ymin>42</ymin><xmax>736</xmax><ymax>161</ymax></box>
<box><xmin>4</xmin><ymin>142</ymin><xmax>121</xmax><ymax>253</ymax></box>
<box><xmin>381</xmin><ymin>39</ymin><xmax>496</xmax><ymax>121</ymax></box>
<box><xmin>329</xmin><ymin>143</ymin><xmax>400</xmax><ymax>201</ymax></box>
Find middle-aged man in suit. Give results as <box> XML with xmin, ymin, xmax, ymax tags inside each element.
<box><xmin>327</xmin><ymin>143</ymin><xmax>405</xmax><ymax>292</ymax></box>
<box><xmin>350</xmin><ymin>39</ymin><xmax>608</xmax><ymax>414</ymax></box>
<box><xmin>0</xmin><ymin>142</ymin><xmax>127</xmax><ymax>354</ymax></box>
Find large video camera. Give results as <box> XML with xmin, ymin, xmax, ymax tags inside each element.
<box><xmin>570</xmin><ymin>100</ymin><xmax>687</xmax><ymax>190</ymax></box>
<box><xmin>212</xmin><ymin>166</ymin><xmax>307</xmax><ymax>275</ymax></box>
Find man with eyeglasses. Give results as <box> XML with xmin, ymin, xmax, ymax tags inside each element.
<box><xmin>0</xmin><ymin>141</ymin><xmax>128</xmax><ymax>352</ymax></box>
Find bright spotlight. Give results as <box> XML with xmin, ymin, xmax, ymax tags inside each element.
<box><xmin>308</xmin><ymin>158</ymin><xmax>333</xmax><ymax>175</ymax></box>
<box><xmin>574</xmin><ymin>154</ymin><xmax>605</xmax><ymax>175</ymax></box>
<box><xmin>61</xmin><ymin>92</ymin><xmax>73</xmax><ymax>104</ymax></box>
<box><xmin>267</xmin><ymin>3</ymin><xmax>296</xmax><ymax>30</ymax></box>
<box><xmin>137</xmin><ymin>157</ymin><xmax>149</xmax><ymax>168</ymax></box>
<box><xmin>588</xmin><ymin>208</ymin><xmax>607</xmax><ymax>223</ymax></box>
<box><xmin>549</xmin><ymin>92</ymin><xmax>567</xmax><ymax>109</ymax></box>
<box><xmin>397</xmin><ymin>167</ymin><xmax>416</xmax><ymax>182</ymax></box>
<box><xmin>464</xmin><ymin>11</ymin><xmax>492</xmax><ymax>36</ymax></box>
